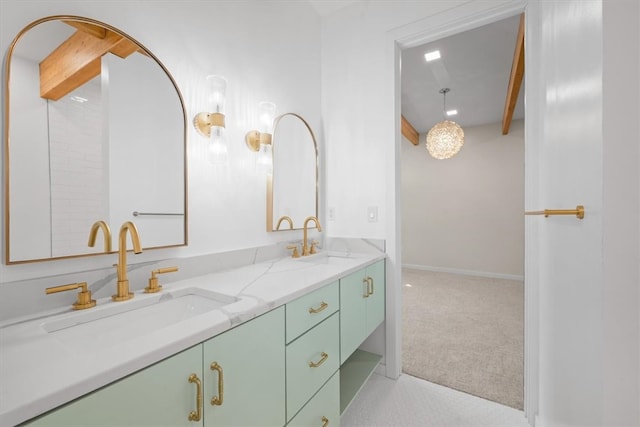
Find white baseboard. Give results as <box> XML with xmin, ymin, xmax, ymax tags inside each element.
<box><xmin>402</xmin><ymin>264</ymin><xmax>524</xmax><ymax>281</ymax></box>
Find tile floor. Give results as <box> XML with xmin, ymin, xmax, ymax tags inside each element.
<box><xmin>341</xmin><ymin>373</ymin><xmax>530</xmax><ymax>427</ymax></box>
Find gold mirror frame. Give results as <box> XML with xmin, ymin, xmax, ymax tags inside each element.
<box><xmin>267</xmin><ymin>113</ymin><xmax>319</xmax><ymax>232</ymax></box>
<box><xmin>4</xmin><ymin>15</ymin><xmax>189</xmax><ymax>264</ymax></box>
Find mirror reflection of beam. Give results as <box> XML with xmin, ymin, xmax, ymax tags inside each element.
<box><xmin>39</xmin><ymin>21</ymin><xmax>141</xmax><ymax>101</ymax></box>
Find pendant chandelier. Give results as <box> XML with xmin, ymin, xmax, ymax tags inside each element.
<box><xmin>425</xmin><ymin>88</ymin><xmax>464</xmax><ymax>159</ymax></box>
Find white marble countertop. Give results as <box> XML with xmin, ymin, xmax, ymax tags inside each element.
<box><xmin>0</xmin><ymin>251</ymin><xmax>384</xmax><ymax>426</ymax></box>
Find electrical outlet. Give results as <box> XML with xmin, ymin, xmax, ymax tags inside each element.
<box><xmin>367</xmin><ymin>206</ymin><xmax>378</xmax><ymax>222</ymax></box>
<box><xmin>328</xmin><ymin>207</ymin><xmax>336</xmax><ymax>221</ymax></box>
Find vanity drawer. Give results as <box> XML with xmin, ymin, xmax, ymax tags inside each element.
<box><xmin>287</xmin><ymin>370</ymin><xmax>340</xmax><ymax>427</ymax></box>
<box><xmin>286</xmin><ymin>312</ymin><xmax>339</xmax><ymax>421</ymax></box>
<box><xmin>286</xmin><ymin>281</ymin><xmax>339</xmax><ymax>344</ymax></box>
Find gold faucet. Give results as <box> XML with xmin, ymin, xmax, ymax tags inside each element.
<box><xmin>145</xmin><ymin>266</ymin><xmax>178</xmax><ymax>293</ymax></box>
<box><xmin>87</xmin><ymin>220</ymin><xmax>112</xmax><ymax>252</ymax></box>
<box><xmin>113</xmin><ymin>221</ymin><xmax>142</xmax><ymax>301</ymax></box>
<box><xmin>302</xmin><ymin>216</ymin><xmax>322</xmax><ymax>256</ymax></box>
<box><xmin>276</xmin><ymin>215</ymin><xmax>294</xmax><ymax>230</ymax></box>
<box><xmin>46</xmin><ymin>282</ymin><xmax>96</xmax><ymax>310</ymax></box>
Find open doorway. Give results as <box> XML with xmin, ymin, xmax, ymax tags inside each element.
<box><xmin>399</xmin><ymin>14</ymin><xmax>525</xmax><ymax>410</ymax></box>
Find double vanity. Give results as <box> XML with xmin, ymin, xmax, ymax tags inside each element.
<box><xmin>1</xmin><ymin>14</ymin><xmax>385</xmax><ymax>427</ymax></box>
<box><xmin>0</xmin><ymin>248</ymin><xmax>386</xmax><ymax>426</ymax></box>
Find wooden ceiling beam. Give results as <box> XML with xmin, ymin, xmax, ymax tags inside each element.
<box><xmin>502</xmin><ymin>13</ymin><xmax>525</xmax><ymax>135</ymax></box>
<box><xmin>40</xmin><ymin>22</ymin><xmax>143</xmax><ymax>101</ymax></box>
<box><xmin>63</xmin><ymin>20</ymin><xmax>140</xmax><ymax>58</ymax></box>
<box><xmin>401</xmin><ymin>115</ymin><xmax>419</xmax><ymax>146</ymax></box>
<box><xmin>62</xmin><ymin>20</ymin><xmax>108</xmax><ymax>39</ymax></box>
<box><xmin>109</xmin><ymin>37</ymin><xmax>141</xmax><ymax>58</ymax></box>
<box><xmin>40</xmin><ymin>29</ymin><xmax>125</xmax><ymax>100</ymax></box>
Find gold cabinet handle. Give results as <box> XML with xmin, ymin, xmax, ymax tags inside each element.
<box><xmin>321</xmin><ymin>416</ymin><xmax>330</xmax><ymax>427</ymax></box>
<box><xmin>362</xmin><ymin>278</ymin><xmax>370</xmax><ymax>298</ymax></box>
<box><xmin>308</xmin><ymin>301</ymin><xmax>328</xmax><ymax>314</ymax></box>
<box><xmin>309</xmin><ymin>352</ymin><xmax>329</xmax><ymax>368</ymax></box>
<box><xmin>188</xmin><ymin>373</ymin><xmax>202</xmax><ymax>422</ymax></box>
<box><xmin>367</xmin><ymin>277</ymin><xmax>374</xmax><ymax>296</ymax></box>
<box><xmin>210</xmin><ymin>362</ymin><xmax>224</xmax><ymax>406</ymax></box>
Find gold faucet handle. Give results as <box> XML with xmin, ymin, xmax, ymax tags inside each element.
<box><xmin>45</xmin><ymin>282</ymin><xmax>96</xmax><ymax>310</ymax></box>
<box><xmin>286</xmin><ymin>245</ymin><xmax>300</xmax><ymax>258</ymax></box>
<box><xmin>310</xmin><ymin>241</ymin><xmax>320</xmax><ymax>255</ymax></box>
<box><xmin>145</xmin><ymin>266</ymin><xmax>179</xmax><ymax>293</ymax></box>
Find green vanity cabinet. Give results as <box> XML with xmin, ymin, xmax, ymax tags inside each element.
<box><xmin>23</xmin><ymin>307</ymin><xmax>285</xmax><ymax>427</ymax></box>
<box><xmin>339</xmin><ymin>260</ymin><xmax>385</xmax><ymax>364</ymax></box>
<box><xmin>203</xmin><ymin>306</ymin><xmax>285</xmax><ymax>427</ymax></box>
<box><xmin>19</xmin><ymin>259</ymin><xmax>387</xmax><ymax>427</ymax></box>
<box><xmin>22</xmin><ymin>344</ymin><xmax>203</xmax><ymax>427</ymax></box>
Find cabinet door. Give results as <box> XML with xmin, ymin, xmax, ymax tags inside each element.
<box><xmin>364</xmin><ymin>260</ymin><xmax>385</xmax><ymax>337</ymax></box>
<box><xmin>287</xmin><ymin>371</ymin><xmax>340</xmax><ymax>427</ymax></box>
<box><xmin>23</xmin><ymin>345</ymin><xmax>203</xmax><ymax>427</ymax></box>
<box><xmin>339</xmin><ymin>268</ymin><xmax>368</xmax><ymax>365</ymax></box>
<box><xmin>203</xmin><ymin>306</ymin><xmax>285</xmax><ymax>427</ymax></box>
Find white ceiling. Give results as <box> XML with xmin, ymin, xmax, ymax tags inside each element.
<box><xmin>401</xmin><ymin>14</ymin><xmax>524</xmax><ymax>134</ymax></box>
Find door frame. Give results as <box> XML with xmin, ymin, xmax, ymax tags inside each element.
<box><xmin>385</xmin><ymin>0</ymin><xmax>533</xmax><ymax>423</ymax></box>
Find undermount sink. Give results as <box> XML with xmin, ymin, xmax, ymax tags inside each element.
<box><xmin>42</xmin><ymin>287</ymin><xmax>238</xmax><ymax>353</ymax></box>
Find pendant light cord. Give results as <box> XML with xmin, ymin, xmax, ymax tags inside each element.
<box><xmin>440</xmin><ymin>87</ymin><xmax>450</xmax><ymax>119</ymax></box>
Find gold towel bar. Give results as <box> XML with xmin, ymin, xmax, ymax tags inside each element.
<box><xmin>525</xmin><ymin>205</ymin><xmax>584</xmax><ymax>219</ymax></box>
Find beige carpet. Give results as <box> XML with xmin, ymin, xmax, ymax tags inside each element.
<box><xmin>402</xmin><ymin>268</ymin><xmax>524</xmax><ymax>410</ymax></box>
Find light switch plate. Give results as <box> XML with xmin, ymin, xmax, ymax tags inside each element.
<box><xmin>367</xmin><ymin>206</ymin><xmax>378</xmax><ymax>222</ymax></box>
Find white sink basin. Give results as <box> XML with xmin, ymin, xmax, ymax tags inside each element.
<box><xmin>42</xmin><ymin>288</ymin><xmax>237</xmax><ymax>353</ymax></box>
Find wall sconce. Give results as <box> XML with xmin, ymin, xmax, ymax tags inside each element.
<box><xmin>245</xmin><ymin>101</ymin><xmax>276</xmax><ymax>171</ymax></box>
<box><xmin>194</xmin><ymin>75</ymin><xmax>228</xmax><ymax>163</ymax></box>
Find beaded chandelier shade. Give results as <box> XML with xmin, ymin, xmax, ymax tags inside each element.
<box><xmin>425</xmin><ymin>88</ymin><xmax>464</xmax><ymax>159</ymax></box>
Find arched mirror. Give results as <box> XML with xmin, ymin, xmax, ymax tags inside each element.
<box><xmin>268</xmin><ymin>113</ymin><xmax>318</xmax><ymax>231</ymax></box>
<box><xmin>4</xmin><ymin>16</ymin><xmax>187</xmax><ymax>264</ymax></box>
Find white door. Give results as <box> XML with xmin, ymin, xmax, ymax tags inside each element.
<box><xmin>525</xmin><ymin>1</ymin><xmax>605</xmax><ymax>424</ymax></box>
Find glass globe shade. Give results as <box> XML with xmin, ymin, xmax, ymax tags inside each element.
<box><xmin>425</xmin><ymin>120</ymin><xmax>465</xmax><ymax>160</ymax></box>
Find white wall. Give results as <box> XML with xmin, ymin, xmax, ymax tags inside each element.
<box><xmin>0</xmin><ymin>0</ymin><xmax>321</xmax><ymax>282</ymax></box>
<box><xmin>402</xmin><ymin>120</ymin><xmax>524</xmax><ymax>278</ymax></box>
<box><xmin>322</xmin><ymin>0</ymin><xmax>468</xmax><ymax>239</ymax></box>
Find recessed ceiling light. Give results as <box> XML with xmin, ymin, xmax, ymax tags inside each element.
<box><xmin>70</xmin><ymin>95</ymin><xmax>88</xmax><ymax>103</ymax></box>
<box><xmin>424</xmin><ymin>50</ymin><xmax>441</xmax><ymax>62</ymax></box>
<box><xmin>446</xmin><ymin>109</ymin><xmax>458</xmax><ymax>116</ymax></box>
